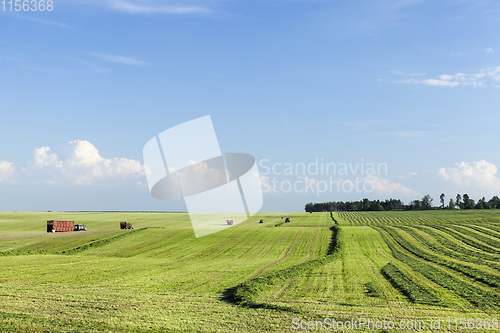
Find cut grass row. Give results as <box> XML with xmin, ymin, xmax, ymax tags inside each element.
<box><xmin>381</xmin><ymin>263</ymin><xmax>445</xmax><ymax>306</ymax></box>
<box><xmin>399</xmin><ymin>226</ymin><xmax>500</xmax><ymax>273</ymax></box>
<box><xmin>451</xmin><ymin>225</ymin><xmax>500</xmax><ymax>249</ymax></box>
<box><xmin>227</xmin><ymin>218</ymin><xmax>341</xmax><ymax>311</ymax></box>
<box><xmin>375</xmin><ymin>227</ymin><xmax>500</xmax><ymax>310</ymax></box>
<box><xmin>478</xmin><ymin>223</ymin><xmax>500</xmax><ymax>235</ymax></box>
<box><xmin>413</xmin><ymin>226</ymin><xmax>499</xmax><ymax>262</ymax></box>
<box><xmin>381</xmin><ymin>226</ymin><xmax>500</xmax><ymax>289</ymax></box>
<box><xmin>431</xmin><ymin>226</ymin><xmax>500</xmax><ymax>254</ymax></box>
<box><xmin>462</xmin><ymin>224</ymin><xmax>500</xmax><ymax>239</ymax></box>
<box><xmin>363</xmin><ymin>282</ymin><xmax>381</xmax><ymax>298</ymax></box>
<box><xmin>337</xmin><ymin>210</ymin><xmax>500</xmax><ymax>227</ymax></box>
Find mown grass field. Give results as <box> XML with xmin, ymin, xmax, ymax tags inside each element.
<box><xmin>0</xmin><ymin>210</ymin><xmax>499</xmax><ymax>332</ymax></box>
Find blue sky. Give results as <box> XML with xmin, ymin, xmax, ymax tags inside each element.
<box><xmin>1</xmin><ymin>0</ymin><xmax>500</xmax><ymax>212</ymax></box>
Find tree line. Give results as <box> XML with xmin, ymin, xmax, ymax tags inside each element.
<box><xmin>305</xmin><ymin>194</ymin><xmax>500</xmax><ymax>212</ymax></box>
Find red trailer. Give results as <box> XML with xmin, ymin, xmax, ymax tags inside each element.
<box><xmin>47</xmin><ymin>220</ymin><xmax>74</xmax><ymax>233</ymax></box>
<box><xmin>120</xmin><ymin>222</ymin><xmax>133</xmax><ymax>229</ymax></box>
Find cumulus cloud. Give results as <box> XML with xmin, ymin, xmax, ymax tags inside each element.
<box><xmin>178</xmin><ymin>160</ymin><xmax>228</xmax><ymax>196</ymax></box>
<box><xmin>34</xmin><ymin>147</ymin><xmax>62</xmax><ymax>168</ymax></box>
<box><xmin>294</xmin><ymin>175</ymin><xmax>418</xmax><ymax>198</ymax></box>
<box><xmin>400</xmin><ymin>66</ymin><xmax>500</xmax><ymax>88</ymax></box>
<box><xmin>0</xmin><ymin>161</ymin><xmax>15</xmax><ymax>183</ymax></box>
<box><xmin>486</xmin><ymin>48</ymin><xmax>494</xmax><ymax>53</ymax></box>
<box><xmin>438</xmin><ymin>160</ymin><xmax>500</xmax><ymax>197</ymax></box>
<box><xmin>32</xmin><ymin>140</ymin><xmax>144</xmax><ymax>185</ymax></box>
<box><xmin>364</xmin><ymin>174</ymin><xmax>419</xmax><ymax>197</ymax></box>
<box><xmin>260</xmin><ymin>175</ymin><xmax>279</xmax><ymax>194</ymax></box>
<box><xmin>399</xmin><ymin>172</ymin><xmax>417</xmax><ymax>179</ymax></box>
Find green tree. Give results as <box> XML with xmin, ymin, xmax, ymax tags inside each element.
<box><xmin>362</xmin><ymin>198</ymin><xmax>371</xmax><ymax>211</ymax></box>
<box><xmin>439</xmin><ymin>193</ymin><xmax>445</xmax><ymax>209</ymax></box>
<box><xmin>448</xmin><ymin>198</ymin><xmax>455</xmax><ymax>210</ymax></box>
<box><xmin>489</xmin><ymin>196</ymin><xmax>500</xmax><ymax>209</ymax></box>
<box><xmin>456</xmin><ymin>194</ymin><xmax>463</xmax><ymax>209</ymax></box>
<box><xmin>422</xmin><ymin>194</ymin><xmax>433</xmax><ymax>210</ymax></box>
<box><xmin>414</xmin><ymin>200</ymin><xmax>421</xmax><ymax>210</ymax></box>
<box><xmin>463</xmin><ymin>194</ymin><xmax>472</xmax><ymax>209</ymax></box>
<box><xmin>372</xmin><ymin>200</ymin><xmax>384</xmax><ymax>211</ymax></box>
<box><xmin>475</xmin><ymin>197</ymin><xmax>487</xmax><ymax>209</ymax></box>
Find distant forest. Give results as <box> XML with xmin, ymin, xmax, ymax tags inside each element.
<box><xmin>305</xmin><ymin>194</ymin><xmax>500</xmax><ymax>212</ymax></box>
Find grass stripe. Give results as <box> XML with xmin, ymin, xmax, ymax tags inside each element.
<box><xmin>375</xmin><ymin>227</ymin><xmax>500</xmax><ymax>310</ymax></box>
<box><xmin>452</xmin><ymin>225</ymin><xmax>500</xmax><ymax>249</ymax></box>
<box><xmin>382</xmin><ymin>226</ymin><xmax>500</xmax><ymax>289</ymax></box>
<box><xmin>413</xmin><ymin>226</ymin><xmax>499</xmax><ymax>262</ymax></box>
<box><xmin>225</xmin><ymin>215</ymin><xmax>342</xmax><ymax>311</ymax></box>
<box><xmin>399</xmin><ymin>226</ymin><xmax>500</xmax><ymax>272</ymax></box>
<box><xmin>381</xmin><ymin>263</ymin><xmax>445</xmax><ymax>306</ymax></box>
<box><xmin>432</xmin><ymin>226</ymin><xmax>500</xmax><ymax>254</ymax></box>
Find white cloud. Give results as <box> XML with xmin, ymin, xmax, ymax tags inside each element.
<box><xmin>438</xmin><ymin>160</ymin><xmax>500</xmax><ymax>197</ymax></box>
<box><xmin>0</xmin><ymin>161</ymin><xmax>15</xmax><ymax>184</ymax></box>
<box><xmin>260</xmin><ymin>175</ymin><xmax>275</xmax><ymax>194</ymax></box>
<box><xmin>177</xmin><ymin>160</ymin><xmax>228</xmax><ymax>195</ymax></box>
<box><xmin>32</xmin><ymin>140</ymin><xmax>144</xmax><ymax>185</ymax></box>
<box><xmin>34</xmin><ymin>147</ymin><xmax>62</xmax><ymax>168</ymax></box>
<box><xmin>401</xmin><ymin>66</ymin><xmax>500</xmax><ymax>87</ymax></box>
<box><xmin>106</xmin><ymin>0</ymin><xmax>211</xmax><ymax>14</ymax></box>
<box><xmin>364</xmin><ymin>174</ymin><xmax>419</xmax><ymax>197</ymax></box>
<box><xmin>486</xmin><ymin>48</ymin><xmax>495</xmax><ymax>53</ymax></box>
<box><xmin>298</xmin><ymin>176</ymin><xmax>317</xmax><ymax>187</ymax></box>
<box><xmin>89</xmin><ymin>53</ymin><xmax>146</xmax><ymax>66</ymax></box>
<box><xmin>398</xmin><ymin>172</ymin><xmax>417</xmax><ymax>179</ymax></box>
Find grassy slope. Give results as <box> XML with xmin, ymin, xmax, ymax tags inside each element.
<box><xmin>0</xmin><ymin>211</ymin><xmax>499</xmax><ymax>332</ymax></box>
<box><xmin>0</xmin><ymin>212</ymin><xmax>331</xmax><ymax>332</ymax></box>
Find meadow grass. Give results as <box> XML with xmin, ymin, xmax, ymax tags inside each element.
<box><xmin>0</xmin><ymin>210</ymin><xmax>499</xmax><ymax>332</ymax></box>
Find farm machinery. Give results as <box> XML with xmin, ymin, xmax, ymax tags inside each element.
<box><xmin>73</xmin><ymin>224</ymin><xmax>87</xmax><ymax>231</ymax></box>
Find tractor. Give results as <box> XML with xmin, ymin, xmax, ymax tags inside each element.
<box><xmin>73</xmin><ymin>224</ymin><xmax>87</xmax><ymax>231</ymax></box>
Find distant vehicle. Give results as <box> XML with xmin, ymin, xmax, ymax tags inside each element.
<box><xmin>227</xmin><ymin>220</ymin><xmax>234</xmax><ymax>226</ymax></box>
<box><xmin>259</xmin><ymin>219</ymin><xmax>264</xmax><ymax>223</ymax></box>
<box><xmin>73</xmin><ymin>224</ymin><xmax>87</xmax><ymax>231</ymax></box>
<box><xmin>285</xmin><ymin>217</ymin><xmax>290</xmax><ymax>223</ymax></box>
<box><xmin>120</xmin><ymin>222</ymin><xmax>133</xmax><ymax>229</ymax></box>
<box><xmin>47</xmin><ymin>220</ymin><xmax>74</xmax><ymax>233</ymax></box>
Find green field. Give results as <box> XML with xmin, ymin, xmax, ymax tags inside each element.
<box><xmin>0</xmin><ymin>211</ymin><xmax>499</xmax><ymax>332</ymax></box>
